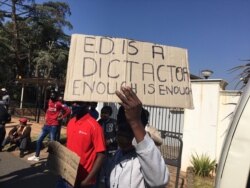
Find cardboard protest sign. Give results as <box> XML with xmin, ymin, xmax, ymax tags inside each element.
<box><xmin>64</xmin><ymin>34</ymin><xmax>193</xmax><ymax>109</ymax></box>
<box><xmin>47</xmin><ymin>141</ymin><xmax>80</xmax><ymax>186</ymax></box>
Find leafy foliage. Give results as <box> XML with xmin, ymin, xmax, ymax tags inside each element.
<box><xmin>190</xmin><ymin>153</ymin><xmax>216</xmax><ymax>177</ymax></box>
<box><xmin>228</xmin><ymin>60</ymin><xmax>250</xmax><ymax>89</ymax></box>
<box><xmin>0</xmin><ymin>0</ymin><xmax>72</xmax><ymax>85</ymax></box>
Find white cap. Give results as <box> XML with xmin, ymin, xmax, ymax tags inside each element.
<box><xmin>1</xmin><ymin>88</ymin><xmax>6</xmax><ymax>92</ymax></box>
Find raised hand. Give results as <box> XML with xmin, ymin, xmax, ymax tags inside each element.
<box><xmin>115</xmin><ymin>86</ymin><xmax>142</xmax><ymax>126</ymax></box>
<box><xmin>115</xmin><ymin>86</ymin><xmax>146</xmax><ymax>142</ymax></box>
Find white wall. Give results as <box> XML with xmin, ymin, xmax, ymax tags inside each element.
<box><xmin>181</xmin><ymin>80</ymin><xmax>241</xmax><ymax>171</ymax></box>
<box><xmin>216</xmin><ymin>91</ymin><xmax>241</xmax><ymax>161</ymax></box>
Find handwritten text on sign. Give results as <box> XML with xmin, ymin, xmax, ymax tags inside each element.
<box><xmin>64</xmin><ymin>34</ymin><xmax>193</xmax><ymax>109</ymax></box>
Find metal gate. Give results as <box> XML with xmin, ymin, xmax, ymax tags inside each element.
<box><xmin>144</xmin><ymin>106</ymin><xmax>184</xmax><ymax>188</ymax></box>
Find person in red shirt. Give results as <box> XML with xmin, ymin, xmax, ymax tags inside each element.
<box><xmin>56</xmin><ymin>102</ymin><xmax>106</xmax><ymax>188</ymax></box>
<box><xmin>28</xmin><ymin>91</ymin><xmax>71</xmax><ymax>162</ymax></box>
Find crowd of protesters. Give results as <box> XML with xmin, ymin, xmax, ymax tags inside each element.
<box><xmin>0</xmin><ymin>87</ymin><xmax>169</xmax><ymax>188</ymax></box>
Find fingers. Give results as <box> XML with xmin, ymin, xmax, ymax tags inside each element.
<box><xmin>116</xmin><ymin>86</ymin><xmax>131</xmax><ymax>106</ymax></box>
<box><xmin>115</xmin><ymin>86</ymin><xmax>142</xmax><ymax>109</ymax></box>
<box><xmin>115</xmin><ymin>90</ymin><xmax>129</xmax><ymax>109</ymax></box>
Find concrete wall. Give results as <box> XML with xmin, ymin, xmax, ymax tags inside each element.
<box><xmin>181</xmin><ymin>80</ymin><xmax>240</xmax><ymax>171</ymax></box>
<box><xmin>216</xmin><ymin>90</ymin><xmax>241</xmax><ymax>161</ymax></box>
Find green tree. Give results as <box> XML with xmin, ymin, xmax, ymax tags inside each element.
<box><xmin>229</xmin><ymin>60</ymin><xmax>250</xmax><ymax>89</ymax></box>
<box><xmin>33</xmin><ymin>40</ymin><xmax>68</xmax><ymax>79</ymax></box>
<box><xmin>0</xmin><ymin>0</ymin><xmax>72</xmax><ymax>83</ymax></box>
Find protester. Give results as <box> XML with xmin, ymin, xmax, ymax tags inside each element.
<box><xmin>56</xmin><ymin>95</ymin><xmax>71</xmax><ymax>142</ymax></box>
<box><xmin>98</xmin><ymin>105</ymin><xmax>118</xmax><ymax>154</ymax></box>
<box><xmin>56</xmin><ymin>101</ymin><xmax>106</xmax><ymax>188</ymax></box>
<box><xmin>89</xmin><ymin>102</ymin><xmax>99</xmax><ymax>120</ymax></box>
<box><xmin>28</xmin><ymin>91</ymin><xmax>71</xmax><ymax>162</ymax></box>
<box><xmin>1</xmin><ymin>117</ymin><xmax>31</xmax><ymax>158</ymax></box>
<box><xmin>0</xmin><ymin>88</ymin><xmax>10</xmax><ymax>110</ymax></box>
<box><xmin>96</xmin><ymin>105</ymin><xmax>118</xmax><ymax>187</ymax></box>
<box><xmin>106</xmin><ymin>86</ymin><xmax>169</xmax><ymax>188</ymax></box>
<box><xmin>0</xmin><ymin>88</ymin><xmax>11</xmax><ymax>123</ymax></box>
<box><xmin>0</xmin><ymin>103</ymin><xmax>9</xmax><ymax>150</ymax></box>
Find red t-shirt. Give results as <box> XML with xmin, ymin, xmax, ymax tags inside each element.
<box><xmin>45</xmin><ymin>100</ymin><xmax>70</xmax><ymax>126</ymax></box>
<box><xmin>67</xmin><ymin>113</ymin><xmax>106</xmax><ymax>185</ymax></box>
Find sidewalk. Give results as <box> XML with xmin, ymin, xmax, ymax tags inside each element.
<box><xmin>0</xmin><ymin>152</ymin><xmax>58</xmax><ymax>188</ymax></box>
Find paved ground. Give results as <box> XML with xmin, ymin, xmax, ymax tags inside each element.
<box><xmin>0</xmin><ymin>116</ymin><xmax>186</xmax><ymax>188</ymax></box>
<box><xmin>0</xmin><ymin>152</ymin><xmax>58</xmax><ymax>188</ymax></box>
<box><xmin>0</xmin><ymin>117</ymin><xmax>62</xmax><ymax>188</ymax></box>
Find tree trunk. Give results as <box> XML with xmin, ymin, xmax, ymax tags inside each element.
<box><xmin>11</xmin><ymin>0</ymin><xmax>22</xmax><ymax>78</ymax></box>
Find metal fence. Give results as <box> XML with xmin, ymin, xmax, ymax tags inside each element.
<box><xmin>103</xmin><ymin>103</ymin><xmax>184</xmax><ymax>135</ymax></box>
<box><xmin>144</xmin><ymin>106</ymin><xmax>184</xmax><ymax>188</ymax></box>
<box><xmin>143</xmin><ymin>106</ymin><xmax>184</xmax><ymax>136</ymax></box>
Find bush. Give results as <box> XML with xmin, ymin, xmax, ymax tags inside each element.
<box><xmin>190</xmin><ymin>153</ymin><xmax>216</xmax><ymax>177</ymax></box>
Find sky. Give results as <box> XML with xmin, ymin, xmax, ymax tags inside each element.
<box><xmin>35</xmin><ymin>0</ymin><xmax>250</xmax><ymax>89</ymax></box>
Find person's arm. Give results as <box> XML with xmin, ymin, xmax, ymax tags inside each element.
<box><xmin>60</xmin><ymin>105</ymin><xmax>71</xmax><ymax>119</ymax></box>
<box><xmin>115</xmin><ymin>86</ymin><xmax>146</xmax><ymax>143</ymax></box>
<box><xmin>9</xmin><ymin>127</ymin><xmax>17</xmax><ymax>138</ymax></box>
<box><xmin>8</xmin><ymin>127</ymin><xmax>18</xmax><ymax>142</ymax></box>
<box><xmin>80</xmin><ymin>121</ymin><xmax>106</xmax><ymax>187</ymax></box>
<box><xmin>133</xmin><ymin>134</ymin><xmax>169</xmax><ymax>187</ymax></box>
<box><xmin>80</xmin><ymin>152</ymin><xmax>105</xmax><ymax>187</ymax></box>
<box><xmin>116</xmin><ymin>86</ymin><xmax>169</xmax><ymax>187</ymax></box>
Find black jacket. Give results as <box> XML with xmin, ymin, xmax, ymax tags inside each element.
<box><xmin>0</xmin><ymin>104</ymin><xmax>9</xmax><ymax>125</ymax></box>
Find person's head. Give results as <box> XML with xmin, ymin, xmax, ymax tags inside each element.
<box><xmin>116</xmin><ymin>106</ymin><xmax>148</xmax><ymax>150</ymax></box>
<box><xmin>50</xmin><ymin>91</ymin><xmax>57</xmax><ymax>102</ymax></box>
<box><xmin>100</xmin><ymin>106</ymin><xmax>112</xmax><ymax>120</ymax></box>
<box><xmin>58</xmin><ymin>96</ymin><xmax>63</xmax><ymax>102</ymax></box>
<box><xmin>19</xmin><ymin>117</ymin><xmax>27</xmax><ymax>126</ymax></box>
<box><xmin>71</xmin><ymin>101</ymin><xmax>90</xmax><ymax>119</ymax></box>
<box><xmin>90</xmin><ymin>102</ymin><xmax>97</xmax><ymax>110</ymax></box>
<box><xmin>1</xmin><ymin>88</ymin><xmax>7</xmax><ymax>95</ymax></box>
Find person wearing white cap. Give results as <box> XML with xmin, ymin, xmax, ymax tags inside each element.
<box><xmin>0</xmin><ymin>88</ymin><xmax>10</xmax><ymax>110</ymax></box>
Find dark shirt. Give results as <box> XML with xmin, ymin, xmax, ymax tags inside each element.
<box><xmin>98</xmin><ymin>118</ymin><xmax>118</xmax><ymax>152</ymax></box>
<box><xmin>89</xmin><ymin>109</ymin><xmax>99</xmax><ymax>120</ymax></box>
<box><xmin>0</xmin><ymin>104</ymin><xmax>8</xmax><ymax>125</ymax></box>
